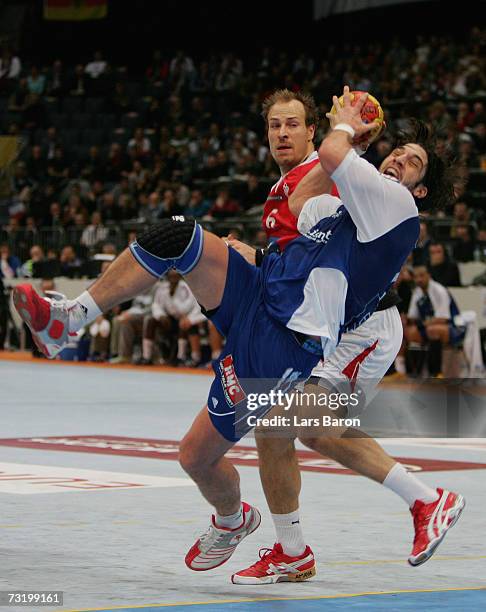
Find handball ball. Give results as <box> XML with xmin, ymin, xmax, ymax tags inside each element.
<box><xmin>331</xmin><ymin>91</ymin><xmax>384</xmax><ymax>144</ymax></box>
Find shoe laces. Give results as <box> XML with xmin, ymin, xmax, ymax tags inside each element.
<box><xmin>44</xmin><ymin>290</ymin><xmax>69</xmax><ymax>308</ymax></box>
<box><xmin>250</xmin><ymin>546</ymin><xmax>281</xmax><ymax>570</ymax></box>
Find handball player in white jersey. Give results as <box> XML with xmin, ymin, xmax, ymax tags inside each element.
<box><xmin>228</xmin><ymin>89</ymin><xmax>464</xmax><ymax>584</ymax></box>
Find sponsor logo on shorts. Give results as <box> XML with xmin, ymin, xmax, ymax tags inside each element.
<box><xmin>219</xmin><ymin>355</ymin><xmax>246</xmax><ymax>407</ymax></box>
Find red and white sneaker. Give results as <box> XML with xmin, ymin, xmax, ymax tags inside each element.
<box><xmin>185</xmin><ymin>502</ymin><xmax>261</xmax><ymax>571</ymax></box>
<box><xmin>231</xmin><ymin>543</ymin><xmax>316</xmax><ymax>584</ymax></box>
<box><xmin>13</xmin><ymin>284</ymin><xmax>78</xmax><ymax>358</ymax></box>
<box><xmin>408</xmin><ymin>488</ymin><xmax>465</xmax><ymax>567</ymax></box>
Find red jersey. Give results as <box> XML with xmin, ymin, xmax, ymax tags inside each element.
<box><xmin>262</xmin><ymin>151</ymin><xmax>339</xmax><ymax>250</ymax></box>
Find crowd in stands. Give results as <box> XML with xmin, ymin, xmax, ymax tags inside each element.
<box><xmin>1</xmin><ymin>27</ymin><xmax>486</xmax><ymax>368</ymax></box>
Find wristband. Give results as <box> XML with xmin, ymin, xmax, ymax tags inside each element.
<box><xmin>333</xmin><ymin>123</ymin><xmax>355</xmax><ymax>139</ymax></box>
<box><xmin>255</xmin><ymin>247</ymin><xmax>266</xmax><ymax>267</ymax></box>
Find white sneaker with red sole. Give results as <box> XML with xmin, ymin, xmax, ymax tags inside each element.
<box><xmin>408</xmin><ymin>488</ymin><xmax>465</xmax><ymax>567</ymax></box>
<box><xmin>13</xmin><ymin>284</ymin><xmax>79</xmax><ymax>358</ymax></box>
<box><xmin>231</xmin><ymin>543</ymin><xmax>316</xmax><ymax>584</ymax></box>
<box><xmin>185</xmin><ymin>502</ymin><xmax>261</xmax><ymax>571</ymax></box>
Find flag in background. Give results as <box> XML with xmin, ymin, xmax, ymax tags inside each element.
<box><xmin>44</xmin><ymin>0</ymin><xmax>108</xmax><ymax>21</ymax></box>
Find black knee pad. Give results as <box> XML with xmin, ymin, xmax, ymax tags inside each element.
<box><xmin>130</xmin><ymin>216</ymin><xmax>204</xmax><ymax>277</ymax></box>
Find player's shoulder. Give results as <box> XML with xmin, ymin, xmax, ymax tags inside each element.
<box><xmin>285</xmin><ymin>151</ymin><xmax>319</xmax><ymax>182</ymax></box>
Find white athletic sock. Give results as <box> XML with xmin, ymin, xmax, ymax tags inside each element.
<box><xmin>191</xmin><ymin>351</ymin><xmax>201</xmax><ymax>363</ymax></box>
<box><xmin>215</xmin><ymin>504</ymin><xmax>243</xmax><ymax>529</ymax></box>
<box><xmin>395</xmin><ymin>355</ymin><xmax>406</xmax><ymax>374</ymax></box>
<box><xmin>272</xmin><ymin>510</ymin><xmax>306</xmax><ymax>557</ymax></box>
<box><xmin>383</xmin><ymin>463</ymin><xmax>439</xmax><ymax>507</ymax></box>
<box><xmin>142</xmin><ymin>339</ymin><xmax>153</xmax><ymax>360</ymax></box>
<box><xmin>67</xmin><ymin>291</ymin><xmax>102</xmax><ymax>333</ymax></box>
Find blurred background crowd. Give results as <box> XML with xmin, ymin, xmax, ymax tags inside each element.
<box><xmin>0</xmin><ymin>1</ymin><xmax>485</xmax><ymax>373</ymax></box>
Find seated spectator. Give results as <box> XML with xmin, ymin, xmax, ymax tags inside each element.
<box><xmin>109</xmin><ymin>81</ymin><xmax>134</xmax><ymax>118</ymax></box>
<box><xmin>80</xmin><ymin>211</ymin><xmax>109</xmax><ymax>249</ymax></box>
<box><xmin>27</xmin><ymin>66</ymin><xmax>46</xmax><ymax>95</ymax></box>
<box><xmin>85</xmin><ymin>51</ymin><xmax>107</xmax><ymax>80</ymax></box>
<box><xmin>41</xmin><ymin>126</ymin><xmax>63</xmax><ymax>160</ymax></box>
<box><xmin>20</xmin><ymin>244</ymin><xmax>45</xmax><ymax>277</ymax></box>
<box><xmin>27</xmin><ymin>145</ymin><xmax>47</xmax><ymax>182</ymax></box>
<box><xmin>46</xmin><ymin>59</ymin><xmax>66</xmax><ymax>97</ymax></box>
<box><xmin>89</xmin><ymin>315</ymin><xmax>111</xmax><ymax>361</ymax></box>
<box><xmin>183</xmin><ymin>189</ymin><xmax>210</xmax><ymax>218</ymax></box>
<box><xmin>0</xmin><ymin>243</ymin><xmax>20</xmax><ymax>279</ymax></box>
<box><xmin>406</xmin><ymin>265</ymin><xmax>465</xmax><ymax>376</ymax></box>
<box><xmin>206</xmin><ymin>188</ymin><xmax>241</xmax><ymax>219</ymax></box>
<box><xmin>127</xmin><ymin>127</ymin><xmax>151</xmax><ymax>158</ymax></box>
<box><xmin>47</xmin><ymin>146</ymin><xmax>70</xmax><ymax>184</ymax></box>
<box><xmin>0</xmin><ymin>47</ymin><xmax>21</xmax><ymax>92</ymax></box>
<box><xmin>452</xmin><ymin>224</ymin><xmax>476</xmax><ymax>262</ymax></box>
<box><xmin>428</xmin><ymin>242</ymin><xmax>461</xmax><ymax>287</ymax></box>
<box><xmin>138</xmin><ymin>271</ymin><xmax>205</xmax><ymax>366</ymax></box>
<box><xmin>69</xmin><ymin>63</ymin><xmax>88</xmax><ymax>96</ymax></box>
<box><xmin>109</xmin><ymin>289</ymin><xmax>154</xmax><ymax>364</ymax></box>
<box><xmin>59</xmin><ymin>245</ymin><xmax>83</xmax><ymax>277</ymax></box>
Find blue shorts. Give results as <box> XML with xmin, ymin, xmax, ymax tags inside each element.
<box><xmin>206</xmin><ymin>248</ymin><xmax>321</xmax><ymax>442</ymax></box>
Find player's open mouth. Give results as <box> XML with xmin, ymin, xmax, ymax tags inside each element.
<box><xmin>384</xmin><ymin>167</ymin><xmax>400</xmax><ymax>179</ymax></box>
<box><xmin>277</xmin><ymin>145</ymin><xmax>292</xmax><ymax>151</ymax></box>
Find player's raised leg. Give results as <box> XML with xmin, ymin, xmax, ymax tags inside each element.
<box><xmin>13</xmin><ymin>218</ymin><xmax>228</xmax><ymax>358</ymax></box>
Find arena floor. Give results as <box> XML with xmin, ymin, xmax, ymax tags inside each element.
<box><xmin>1</xmin><ymin>353</ymin><xmax>485</xmax><ymax>612</ymax></box>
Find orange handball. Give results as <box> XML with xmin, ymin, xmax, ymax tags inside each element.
<box><xmin>330</xmin><ymin>91</ymin><xmax>385</xmax><ymax>144</ymax></box>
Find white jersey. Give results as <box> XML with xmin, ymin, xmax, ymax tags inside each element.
<box><xmin>262</xmin><ymin>149</ymin><xmax>419</xmax><ymax>358</ymax></box>
<box><xmin>408</xmin><ymin>280</ymin><xmax>451</xmax><ymax>321</ymax></box>
<box><xmin>152</xmin><ymin>279</ymin><xmax>205</xmax><ymax>325</ymax></box>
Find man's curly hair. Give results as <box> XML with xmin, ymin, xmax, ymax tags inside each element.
<box><xmin>391</xmin><ymin>119</ymin><xmax>460</xmax><ymax>212</ymax></box>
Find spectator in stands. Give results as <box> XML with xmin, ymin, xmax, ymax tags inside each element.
<box><xmin>127</xmin><ymin>127</ymin><xmax>151</xmax><ymax>158</ymax></box>
<box><xmin>85</xmin><ymin>50</ymin><xmax>107</xmax><ymax>80</ymax></box>
<box><xmin>0</xmin><ymin>243</ymin><xmax>20</xmax><ymax>279</ymax></box>
<box><xmin>159</xmin><ymin>188</ymin><xmax>182</xmax><ymax>217</ymax></box>
<box><xmin>183</xmin><ymin>189</ymin><xmax>210</xmax><ymax>218</ymax></box>
<box><xmin>59</xmin><ymin>245</ymin><xmax>83</xmax><ymax>278</ymax></box>
<box><xmin>80</xmin><ymin>211</ymin><xmax>108</xmax><ymax>249</ymax></box>
<box><xmin>99</xmin><ymin>192</ymin><xmax>123</xmax><ymax>223</ymax></box>
<box><xmin>452</xmin><ymin>201</ymin><xmax>471</xmax><ymax>225</ymax></box>
<box><xmin>138</xmin><ymin>271</ymin><xmax>204</xmax><ymax>366</ymax></box>
<box><xmin>428</xmin><ymin>242</ymin><xmax>461</xmax><ymax>287</ymax></box>
<box><xmin>206</xmin><ymin>188</ymin><xmax>241</xmax><ymax>219</ymax></box>
<box><xmin>27</xmin><ymin>145</ymin><xmax>47</xmax><ymax>182</ymax></box>
<box><xmin>89</xmin><ymin>315</ymin><xmax>111</xmax><ymax>361</ymax></box>
<box><xmin>27</xmin><ymin>66</ymin><xmax>46</xmax><ymax>95</ymax></box>
<box><xmin>69</xmin><ymin>64</ymin><xmax>88</xmax><ymax>97</ymax></box>
<box><xmin>453</xmin><ymin>224</ymin><xmax>476</xmax><ymax>262</ymax></box>
<box><xmin>406</xmin><ymin>265</ymin><xmax>465</xmax><ymax>376</ymax></box>
<box><xmin>47</xmin><ymin>146</ymin><xmax>69</xmax><ymax>184</ymax></box>
<box><xmin>0</xmin><ymin>47</ymin><xmax>21</xmax><ymax>93</ymax></box>
<box><xmin>41</xmin><ymin>126</ymin><xmax>63</xmax><ymax>160</ymax></box>
<box><xmin>46</xmin><ymin>59</ymin><xmax>66</xmax><ymax>97</ymax></box>
<box><xmin>109</xmin><ymin>81</ymin><xmax>133</xmax><ymax>118</ymax></box>
<box><xmin>110</xmin><ymin>288</ymin><xmax>154</xmax><ymax>364</ymax></box>
<box><xmin>20</xmin><ymin>244</ymin><xmax>44</xmax><ymax>278</ymax></box>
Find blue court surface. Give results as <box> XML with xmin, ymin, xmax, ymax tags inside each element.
<box><xmin>65</xmin><ymin>587</ymin><xmax>486</xmax><ymax>611</ymax></box>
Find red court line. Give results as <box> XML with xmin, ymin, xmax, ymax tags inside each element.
<box><xmin>1</xmin><ymin>435</ymin><xmax>485</xmax><ymax>474</ymax></box>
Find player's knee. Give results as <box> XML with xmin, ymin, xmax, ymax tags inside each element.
<box><xmin>178</xmin><ymin>438</ymin><xmax>205</xmax><ymax>477</ymax></box>
<box><xmin>298</xmin><ymin>436</ymin><xmax>322</xmax><ymax>452</ymax></box>
<box><xmin>255</xmin><ymin>431</ymin><xmax>294</xmax><ymax>456</ymax></box>
<box><xmin>129</xmin><ymin>216</ymin><xmax>204</xmax><ymax>278</ymax></box>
